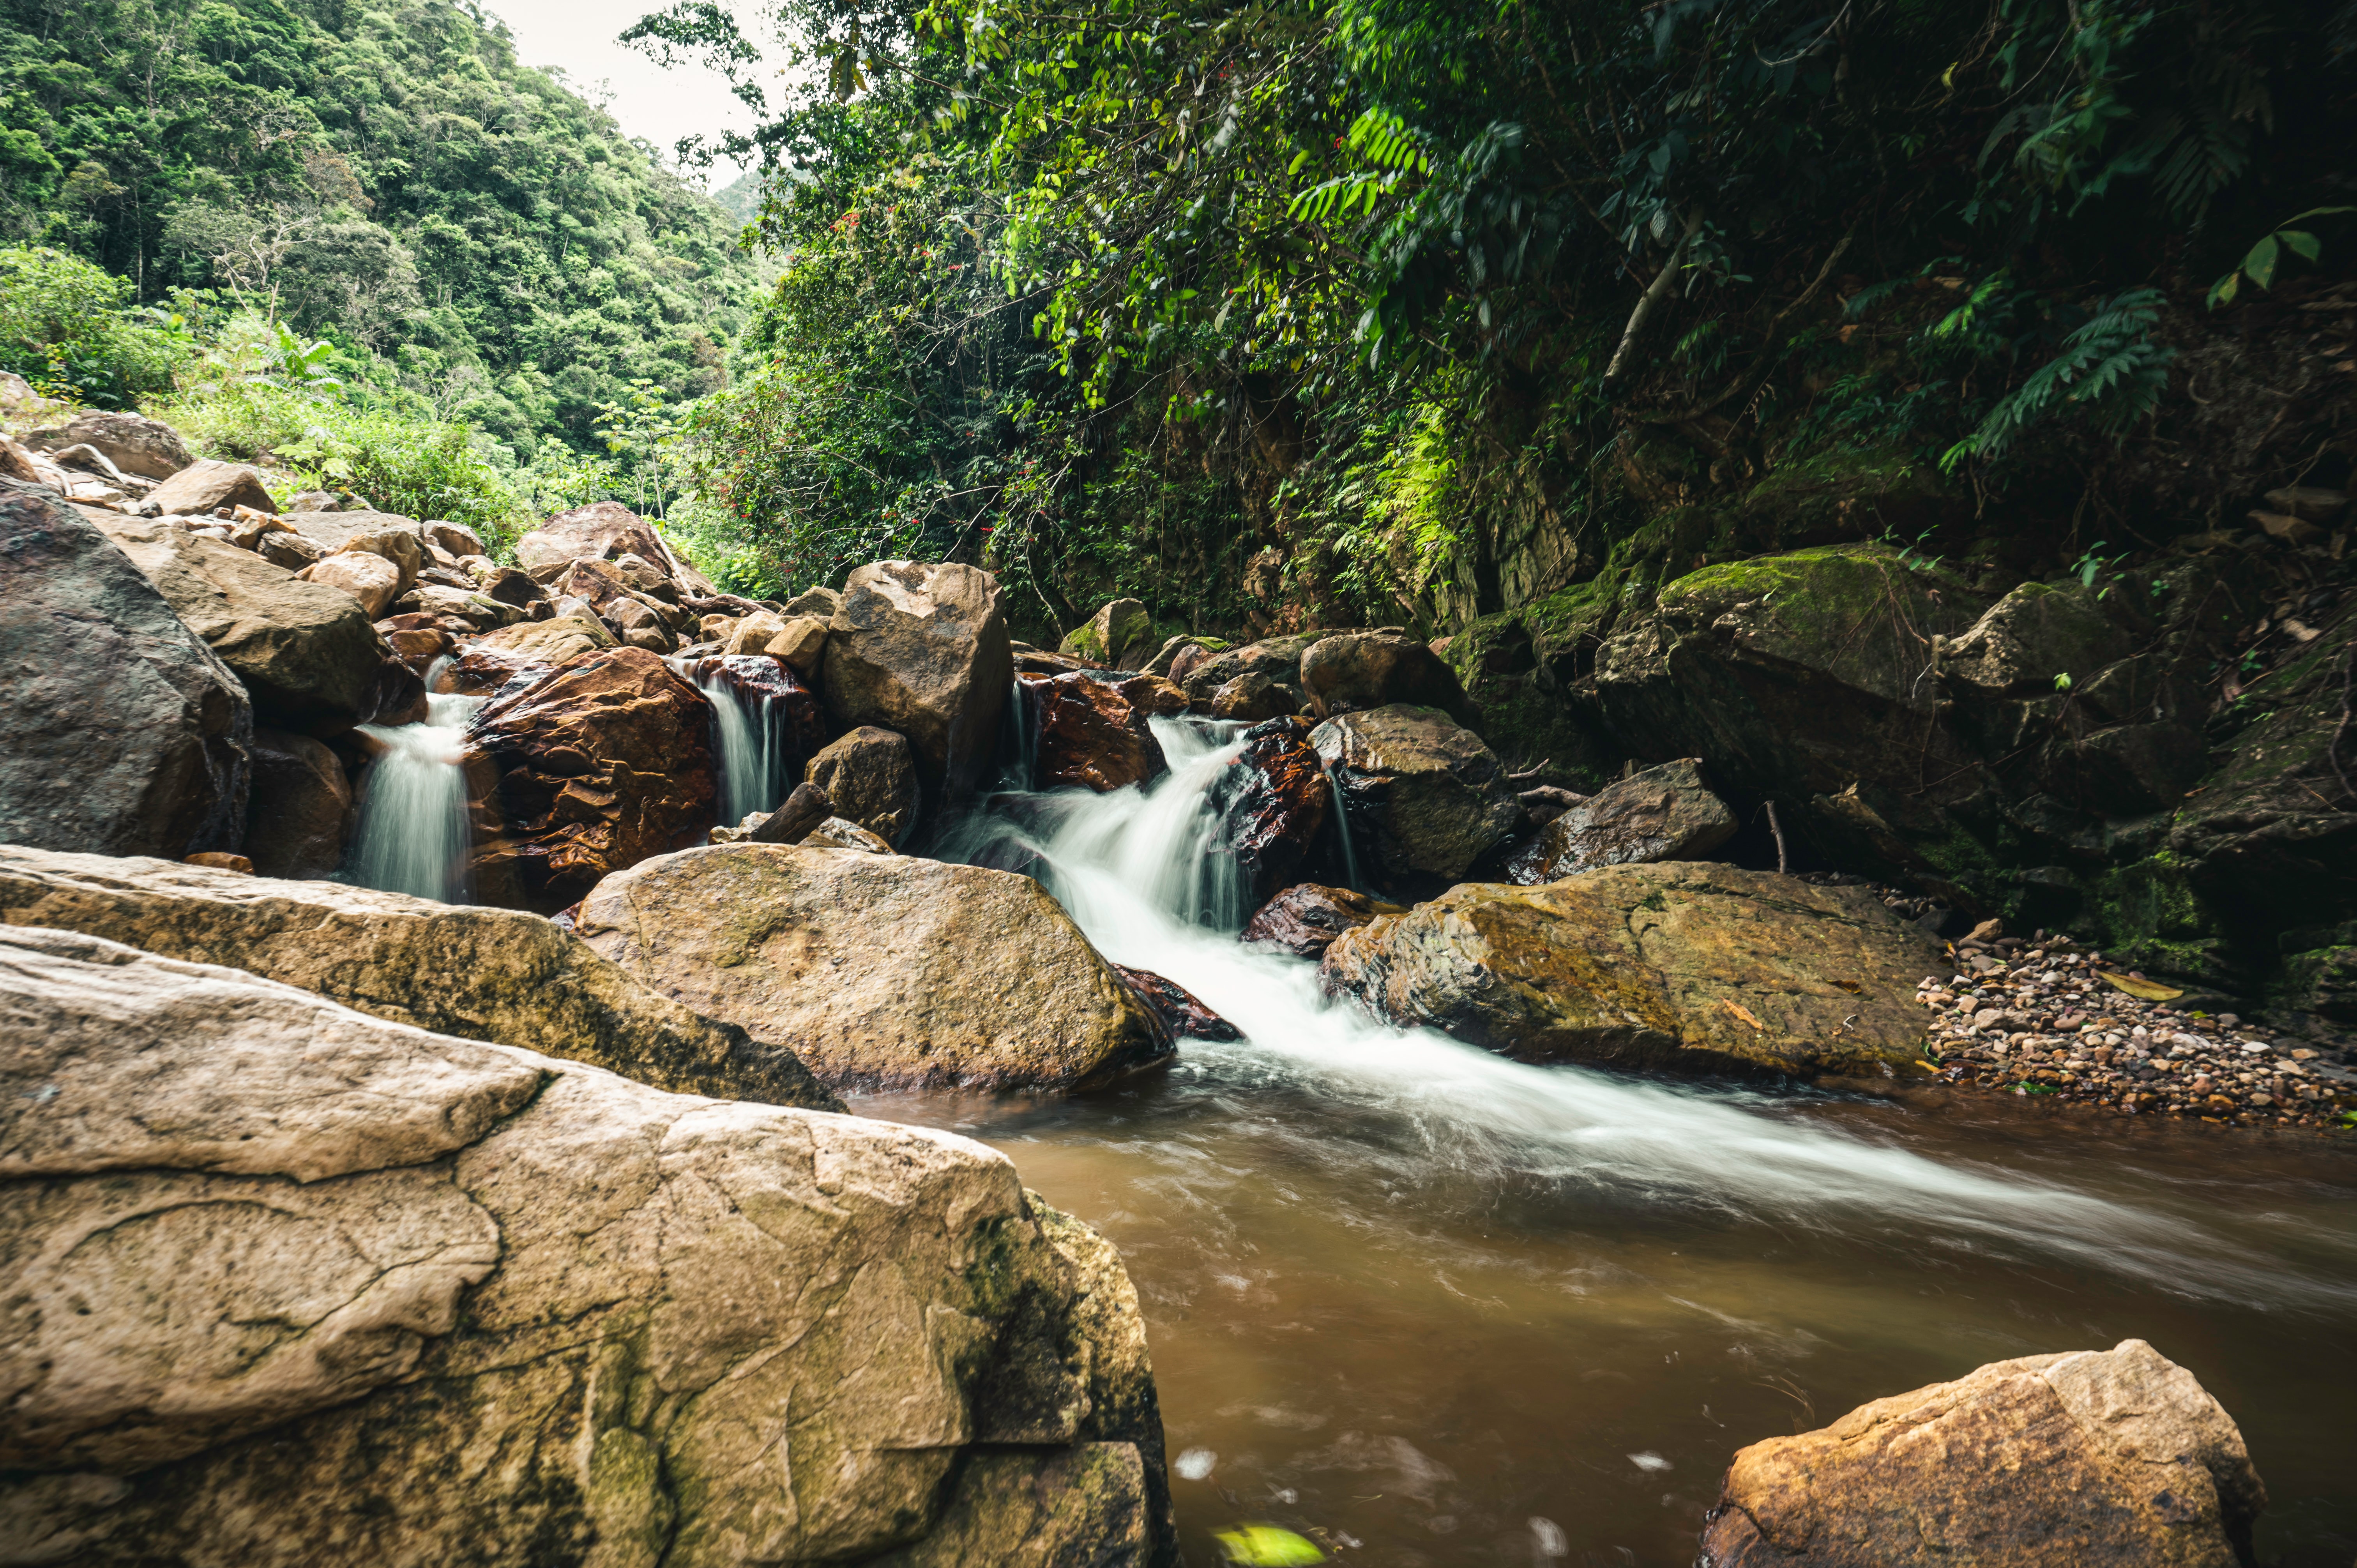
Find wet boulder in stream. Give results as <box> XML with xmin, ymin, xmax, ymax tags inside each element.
<box><xmin>1027</xmin><ymin>671</ymin><xmax>1169</xmax><ymax>792</ymax></box>
<box><xmin>1312</xmin><ymin>703</ymin><xmax>1520</xmax><ymax>890</ymax></box>
<box><xmin>1320</xmin><ymin>862</ymin><xmax>1943</xmax><ymax>1078</ymax></box>
<box><xmin>806</xmin><ymin>724</ymin><xmax>921</xmax><ymax>846</ymax></box>
<box><xmin>1700</xmin><ymin>1338</ymin><xmax>2265</xmax><ymax>1567</ymax></box>
<box><xmin>241</xmin><ymin>727</ymin><xmax>352</xmax><ymax>879</ymax></box>
<box><xmin>462</xmin><ymin>646</ymin><xmax>717</xmax><ymax>913</ymax></box>
<box><xmin>0</xmin><ymin>480</ymin><xmax>250</xmax><ymax>859</ymax></box>
<box><xmin>1207</xmin><ymin>716</ymin><xmax>1329</xmax><ymax>906</ymax></box>
<box><xmin>1179</xmin><ymin>632</ymin><xmax>1318</xmax><ymax>712</ymax></box>
<box><xmin>576</xmin><ymin>844</ymin><xmax>1173</xmax><ymax>1091</ymax></box>
<box><xmin>1111</xmin><ymin>962</ymin><xmax>1242</xmax><ymax>1041</ymax></box>
<box><xmin>825</xmin><ymin>560</ymin><xmax>1014</xmax><ymax>802</ymax></box>
<box><xmin>1300</xmin><ymin>628</ymin><xmax>1473</xmax><ymax>722</ymax></box>
<box><xmin>1241</xmin><ymin>883</ymin><xmax>1406</xmax><ymax>958</ymax></box>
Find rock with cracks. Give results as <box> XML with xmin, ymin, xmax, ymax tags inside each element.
<box><xmin>0</xmin><ymin>925</ymin><xmax>1172</xmax><ymax>1565</ymax></box>
<box><xmin>824</xmin><ymin>560</ymin><xmax>1014</xmax><ymax>803</ymax></box>
<box><xmin>0</xmin><ymin>844</ymin><xmax>839</xmax><ymax>1109</ymax></box>
<box><xmin>1026</xmin><ymin>672</ymin><xmax>1169</xmax><ymax>793</ymax></box>
<box><xmin>576</xmin><ymin>844</ymin><xmax>1173</xmax><ymax>1091</ymax></box>
<box><xmin>1207</xmin><ymin>716</ymin><xmax>1330</xmax><ymax>907</ymax></box>
<box><xmin>1700</xmin><ymin>1338</ymin><xmax>2264</xmax><ymax>1567</ymax></box>
<box><xmin>807</xmin><ymin>726</ymin><xmax>922</xmax><ymax>847</ymax></box>
<box><xmin>1241</xmin><ymin>883</ymin><xmax>1406</xmax><ymax>959</ymax></box>
<box><xmin>1320</xmin><ymin>863</ymin><xmax>1944</xmax><ymax>1078</ymax></box>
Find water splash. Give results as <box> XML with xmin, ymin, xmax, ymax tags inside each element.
<box><xmin>348</xmin><ymin>684</ymin><xmax>486</xmax><ymax>903</ymax></box>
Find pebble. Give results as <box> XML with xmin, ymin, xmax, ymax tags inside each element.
<box><xmin>1910</xmin><ymin>932</ymin><xmax>2357</xmax><ymax>1131</ymax></box>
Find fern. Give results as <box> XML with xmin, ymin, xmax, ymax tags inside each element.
<box><xmin>1941</xmin><ymin>288</ymin><xmax>2175</xmax><ymax>471</ymax></box>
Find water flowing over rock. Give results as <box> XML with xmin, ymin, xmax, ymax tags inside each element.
<box><xmin>1700</xmin><ymin>1338</ymin><xmax>2265</xmax><ymax>1567</ymax></box>
<box><xmin>683</xmin><ymin>653</ymin><xmax>825</xmax><ymax>825</ymax></box>
<box><xmin>0</xmin><ymin>480</ymin><xmax>249</xmax><ymax>858</ymax></box>
<box><xmin>1206</xmin><ymin>715</ymin><xmax>1329</xmax><ymax>907</ymax></box>
<box><xmin>1311</xmin><ymin>703</ymin><xmax>1519</xmax><ymax>889</ymax></box>
<box><xmin>824</xmin><ymin>560</ymin><xmax>1013</xmax><ymax>802</ymax></box>
<box><xmin>0</xmin><ymin>925</ymin><xmax>1170</xmax><ymax>1564</ymax></box>
<box><xmin>1026</xmin><ymin>672</ymin><xmax>1169</xmax><ymax>792</ymax></box>
<box><xmin>142</xmin><ymin>457</ymin><xmax>275</xmax><ymax>516</ymax></box>
<box><xmin>1319</xmin><ymin>862</ymin><xmax>1943</xmax><ymax>1078</ymax></box>
<box><xmin>1507</xmin><ymin>757</ymin><xmax>1737</xmax><ymax>883</ymax></box>
<box><xmin>1111</xmin><ymin>962</ymin><xmax>1240</xmax><ymax>1041</ymax></box>
<box><xmin>1300</xmin><ymin>628</ymin><xmax>1473</xmax><ymax>722</ymax></box>
<box><xmin>92</xmin><ymin>511</ymin><xmax>389</xmax><ymax>733</ymax></box>
<box><xmin>576</xmin><ymin>844</ymin><xmax>1173</xmax><ymax>1090</ymax></box>
<box><xmin>0</xmin><ymin>844</ymin><xmax>837</xmax><ymax>1108</ymax></box>
<box><xmin>806</xmin><ymin>725</ymin><xmax>921</xmax><ymax>847</ymax></box>
<box><xmin>350</xmin><ymin>691</ymin><xmax>485</xmax><ymax>903</ymax></box>
<box><xmin>463</xmin><ymin>647</ymin><xmax>717</xmax><ymax>913</ymax></box>
<box><xmin>1061</xmin><ymin>597</ymin><xmax>1156</xmax><ymax>670</ymax></box>
<box><xmin>242</xmin><ymin>727</ymin><xmax>352</xmax><ymax>879</ymax></box>
<box><xmin>1240</xmin><ymin>883</ymin><xmax>1405</xmax><ymax>958</ymax></box>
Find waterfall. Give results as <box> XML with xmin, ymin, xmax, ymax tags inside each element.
<box><xmin>935</xmin><ymin>714</ymin><xmax>2344</xmax><ymax>1305</ymax></box>
<box><xmin>348</xmin><ymin>684</ymin><xmax>486</xmax><ymax>903</ymax></box>
<box><xmin>1320</xmin><ymin>758</ymin><xmax>1364</xmax><ymax>893</ymax></box>
<box><xmin>684</xmin><ymin>660</ymin><xmax>794</xmax><ymax>824</ymax></box>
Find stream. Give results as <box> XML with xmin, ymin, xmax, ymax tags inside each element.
<box><xmin>862</xmin><ymin>716</ymin><xmax>2357</xmax><ymax>1566</ymax></box>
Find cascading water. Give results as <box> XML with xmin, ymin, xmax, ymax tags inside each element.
<box><xmin>700</xmin><ymin>669</ymin><xmax>790</xmax><ymax>823</ymax></box>
<box><xmin>347</xmin><ymin>676</ymin><xmax>486</xmax><ymax>904</ymax></box>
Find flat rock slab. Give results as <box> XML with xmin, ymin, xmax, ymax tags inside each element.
<box><xmin>1319</xmin><ymin>862</ymin><xmax>1943</xmax><ymax>1077</ymax></box>
<box><xmin>576</xmin><ymin>844</ymin><xmax>1173</xmax><ymax>1091</ymax></box>
<box><xmin>0</xmin><ymin>844</ymin><xmax>837</xmax><ymax>1109</ymax></box>
<box><xmin>1701</xmin><ymin>1338</ymin><xmax>2264</xmax><ymax>1566</ymax></box>
<box><xmin>0</xmin><ymin>926</ymin><xmax>1172</xmax><ymax>1564</ymax></box>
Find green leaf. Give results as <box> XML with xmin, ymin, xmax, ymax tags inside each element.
<box><xmin>2243</xmin><ymin>233</ymin><xmax>2279</xmax><ymax>291</ymax></box>
<box><xmin>2206</xmin><ymin>270</ymin><xmax>2240</xmax><ymax>309</ymax></box>
<box><xmin>2279</xmin><ymin>229</ymin><xmax>2322</xmax><ymax>262</ymax></box>
<box><xmin>1213</xmin><ymin>1526</ymin><xmax>1326</xmax><ymax>1565</ymax></box>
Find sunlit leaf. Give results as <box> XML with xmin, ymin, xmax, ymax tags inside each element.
<box><xmin>1213</xmin><ymin>1525</ymin><xmax>1327</xmax><ymax>1565</ymax></box>
<box><xmin>2096</xmin><ymin>971</ymin><xmax>2184</xmax><ymax>1002</ymax></box>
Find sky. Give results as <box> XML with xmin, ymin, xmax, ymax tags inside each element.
<box><xmin>482</xmin><ymin>0</ymin><xmax>766</xmax><ymax>188</ymax></box>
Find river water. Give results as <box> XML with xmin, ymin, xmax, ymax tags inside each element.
<box><xmin>868</xmin><ymin>717</ymin><xmax>2357</xmax><ymax>1566</ymax></box>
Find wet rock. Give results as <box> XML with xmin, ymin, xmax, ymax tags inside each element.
<box><xmin>1181</xmin><ymin>632</ymin><xmax>1316</xmax><ymax>711</ymax></box>
<box><xmin>807</xmin><ymin>725</ymin><xmax>921</xmax><ymax>847</ymax></box>
<box><xmin>511</xmin><ymin>498</ymin><xmax>671</xmax><ymax>577</ymax></box>
<box><xmin>463</xmin><ymin>647</ymin><xmax>718</xmax><ymax>914</ymax></box>
<box><xmin>1508</xmin><ymin>758</ymin><xmax>1737</xmax><ymax>884</ymax></box>
<box><xmin>1700</xmin><ymin>1338</ymin><xmax>2264</xmax><ymax>1567</ymax></box>
<box><xmin>299</xmin><ymin>550</ymin><xmax>404</xmax><ymax>618</ymax></box>
<box><xmin>143</xmin><ymin>458</ymin><xmax>275</xmax><ymax>517</ymax></box>
<box><xmin>1028</xmin><ymin>672</ymin><xmax>1169</xmax><ymax>792</ymax></box>
<box><xmin>1312</xmin><ymin>704</ymin><xmax>1519</xmax><ymax>888</ymax></box>
<box><xmin>684</xmin><ymin>652</ymin><xmax>826</xmax><ymax>781</ymax></box>
<box><xmin>432</xmin><ymin>643</ymin><xmax>552</xmax><ymax>699</ymax></box>
<box><xmin>825</xmin><ymin>561</ymin><xmax>1014</xmax><ymax>801</ymax></box>
<box><xmin>1320</xmin><ymin>863</ymin><xmax>1944</xmax><ymax>1077</ymax></box>
<box><xmin>1241</xmin><ymin>883</ymin><xmax>1406</xmax><ymax>958</ymax></box>
<box><xmin>576</xmin><ymin>844</ymin><xmax>1173</xmax><ymax>1091</ymax></box>
<box><xmin>1210</xmin><ymin>671</ymin><xmax>1299</xmax><ymax>721</ymax></box>
<box><xmin>0</xmin><ymin>844</ymin><xmax>835</xmax><ymax>1107</ymax></box>
<box><xmin>1208</xmin><ymin>716</ymin><xmax>1330</xmax><ymax>906</ymax></box>
<box><xmin>1941</xmin><ymin>581</ymin><xmax>2134</xmax><ymax>699</ymax></box>
<box><xmin>1112</xmin><ymin>962</ymin><xmax>1242</xmax><ymax>1041</ymax></box>
<box><xmin>0</xmin><ymin>925</ymin><xmax>1167</xmax><ymax>1564</ymax></box>
<box><xmin>1300</xmin><ymin>629</ymin><xmax>1472</xmax><ymax>722</ymax></box>
<box><xmin>91</xmin><ymin>511</ymin><xmax>389</xmax><ymax>734</ymax></box>
<box><xmin>23</xmin><ymin>408</ymin><xmax>190</xmax><ymax>479</ymax></box>
<box><xmin>1016</xmin><ymin>646</ymin><xmax>1106</xmax><ymax>675</ymax></box>
<box><xmin>1061</xmin><ymin>597</ymin><xmax>1156</xmax><ymax>670</ymax></box>
<box><xmin>242</xmin><ymin>728</ymin><xmax>352</xmax><ymax>879</ymax></box>
<box><xmin>0</xmin><ymin>481</ymin><xmax>250</xmax><ymax>858</ymax></box>
<box><xmin>1115</xmin><ymin>672</ymin><xmax>1192</xmax><ymax>716</ymax></box>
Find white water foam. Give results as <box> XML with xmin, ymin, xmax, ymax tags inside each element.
<box><xmin>348</xmin><ymin>680</ymin><xmax>487</xmax><ymax>903</ymax></box>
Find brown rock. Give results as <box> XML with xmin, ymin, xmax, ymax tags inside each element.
<box><xmin>1027</xmin><ymin>672</ymin><xmax>1168</xmax><ymax>792</ymax></box>
<box><xmin>463</xmin><ymin>647</ymin><xmax>717</xmax><ymax>913</ymax></box>
<box><xmin>2261</xmin><ymin>485</ymin><xmax>2347</xmax><ymax>523</ymax></box>
<box><xmin>1017</xmin><ymin>646</ymin><xmax>1108</xmax><ymax>675</ymax></box>
<box><xmin>431</xmin><ymin>643</ymin><xmax>551</xmax><ymax>699</ymax></box>
<box><xmin>1179</xmin><ymin>633</ymin><xmax>1316</xmax><ymax>709</ymax></box>
<box><xmin>576</xmin><ymin>845</ymin><xmax>1173</xmax><ymax>1090</ymax></box>
<box><xmin>724</xmin><ymin>608</ymin><xmax>787</xmax><ymax>654</ymax></box>
<box><xmin>0</xmin><ymin>481</ymin><xmax>251</xmax><ymax>860</ymax></box>
<box><xmin>1060</xmin><ymin>596</ymin><xmax>1156</xmax><ymax>669</ymax></box>
<box><xmin>1111</xmin><ymin>963</ymin><xmax>1242</xmax><ymax>1041</ymax></box>
<box><xmin>1241</xmin><ymin>883</ymin><xmax>1405</xmax><ymax>958</ymax></box>
<box><xmin>1165</xmin><ymin>643</ymin><xmax>1216</xmax><ymax>685</ymax></box>
<box><xmin>1207</xmin><ymin>716</ymin><xmax>1329</xmax><ymax>906</ymax></box>
<box><xmin>767</xmin><ymin>612</ymin><xmax>829</xmax><ymax>678</ymax></box>
<box><xmin>469</xmin><ymin>612</ymin><xmax>615</xmax><ymax>667</ymax></box>
<box><xmin>254</xmin><ymin>528</ymin><xmax>325</xmax><ymax>572</ymax></box>
<box><xmin>1507</xmin><ymin>757</ymin><xmax>1737</xmax><ymax>883</ymax></box>
<box><xmin>511</xmin><ymin>499</ymin><xmax>670</xmax><ymax>576</ymax></box>
<box><xmin>466</xmin><ymin>561</ymin><xmax>540</xmax><ymax>607</ymax></box>
<box><xmin>806</xmin><ymin>726</ymin><xmax>921</xmax><ymax>847</ymax></box>
<box><xmin>1300</xmin><ymin>629</ymin><xmax>1472</xmax><ymax>721</ymax></box>
<box><xmin>1210</xmin><ymin>671</ymin><xmax>1298</xmax><ymax>721</ymax></box>
<box><xmin>243</xmin><ymin>728</ymin><xmax>352</xmax><ymax>879</ymax></box>
<box><xmin>25</xmin><ymin>409</ymin><xmax>191</xmax><ymax>479</ymax></box>
<box><xmin>825</xmin><ymin>560</ymin><xmax>1014</xmax><ymax>800</ymax></box>
<box><xmin>783</xmin><ymin>584</ymin><xmax>841</xmax><ymax>619</ymax></box>
<box><xmin>1700</xmin><ymin>1339</ymin><xmax>2265</xmax><ymax>1567</ymax></box>
<box><xmin>803</xmin><ymin>816</ymin><xmax>896</xmax><ymax>853</ymax></box>
<box><xmin>1115</xmin><ymin>673</ymin><xmax>1192</xmax><ymax>716</ymax></box>
<box><xmin>424</xmin><ymin>519</ymin><xmax>484</xmax><ymax>557</ymax></box>
<box><xmin>746</xmin><ymin>781</ymin><xmax>835</xmax><ymax>845</ymax></box>
<box><xmin>1320</xmin><ymin>863</ymin><xmax>1943</xmax><ymax>1077</ymax></box>
<box><xmin>299</xmin><ymin>551</ymin><xmax>403</xmax><ymax>618</ymax></box>
<box><xmin>381</xmin><ymin>624</ymin><xmax>454</xmax><ymax>674</ymax></box>
<box><xmin>145</xmin><ymin>458</ymin><xmax>275</xmax><ymax>517</ymax></box>
<box><xmin>181</xmin><ymin>851</ymin><xmax>252</xmax><ymax>872</ymax></box>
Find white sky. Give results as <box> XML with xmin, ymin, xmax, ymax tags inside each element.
<box><xmin>482</xmin><ymin>0</ymin><xmax>769</xmax><ymax>188</ymax></box>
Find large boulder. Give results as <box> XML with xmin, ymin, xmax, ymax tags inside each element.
<box><xmin>1241</xmin><ymin>883</ymin><xmax>1405</xmax><ymax>958</ymax></box>
<box><xmin>0</xmin><ymin>844</ymin><xmax>836</xmax><ymax>1108</ymax></box>
<box><xmin>242</xmin><ymin>727</ymin><xmax>352</xmax><ymax>879</ymax></box>
<box><xmin>0</xmin><ymin>480</ymin><xmax>249</xmax><ymax>858</ymax></box>
<box><xmin>463</xmin><ymin>647</ymin><xmax>718</xmax><ymax>914</ymax></box>
<box><xmin>1060</xmin><ymin>597</ymin><xmax>1156</xmax><ymax>670</ymax></box>
<box><xmin>1300</xmin><ymin>629</ymin><xmax>1472</xmax><ymax>722</ymax></box>
<box><xmin>279</xmin><ymin>508</ymin><xmax>428</xmax><ymax>558</ymax></box>
<box><xmin>807</xmin><ymin>726</ymin><xmax>921</xmax><ymax>847</ymax></box>
<box><xmin>299</xmin><ymin>550</ymin><xmax>404</xmax><ymax>618</ymax></box>
<box><xmin>1179</xmin><ymin>632</ymin><xmax>1318</xmax><ymax>712</ymax></box>
<box><xmin>576</xmin><ymin>844</ymin><xmax>1174</xmax><ymax>1091</ymax></box>
<box><xmin>0</xmin><ymin>925</ymin><xmax>1171</xmax><ymax>1564</ymax></box>
<box><xmin>143</xmin><ymin>457</ymin><xmax>274</xmax><ymax>516</ymax></box>
<box><xmin>1507</xmin><ymin>757</ymin><xmax>1737</xmax><ymax>883</ymax></box>
<box><xmin>93</xmin><ymin>512</ymin><xmax>389</xmax><ymax>733</ymax></box>
<box><xmin>1026</xmin><ymin>672</ymin><xmax>1168</xmax><ymax>792</ymax></box>
<box><xmin>1312</xmin><ymin>704</ymin><xmax>1519</xmax><ymax>889</ymax></box>
<box><xmin>1207</xmin><ymin>716</ymin><xmax>1330</xmax><ymax>907</ymax></box>
<box><xmin>470</xmin><ymin>611</ymin><xmax>615</xmax><ymax>666</ymax></box>
<box><xmin>1320</xmin><ymin>863</ymin><xmax>1944</xmax><ymax>1078</ymax></box>
<box><xmin>825</xmin><ymin>560</ymin><xmax>1014</xmax><ymax>800</ymax></box>
<box><xmin>1700</xmin><ymin>1339</ymin><xmax>2263</xmax><ymax>1567</ymax></box>
<box><xmin>512</xmin><ymin>499</ymin><xmax>678</xmax><ymax>580</ymax></box>
<box><xmin>24</xmin><ymin>408</ymin><xmax>191</xmax><ymax>479</ymax></box>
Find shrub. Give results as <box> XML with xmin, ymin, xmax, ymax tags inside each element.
<box><xmin>0</xmin><ymin>245</ymin><xmax>184</xmax><ymax>408</ymax></box>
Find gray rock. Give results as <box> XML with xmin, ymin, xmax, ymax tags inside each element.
<box><xmin>242</xmin><ymin>727</ymin><xmax>352</xmax><ymax>879</ymax></box>
<box><xmin>0</xmin><ymin>480</ymin><xmax>249</xmax><ymax>858</ymax></box>
<box><xmin>1510</xmin><ymin>757</ymin><xmax>1736</xmax><ymax>883</ymax></box>
<box><xmin>1300</xmin><ymin>629</ymin><xmax>1472</xmax><ymax>722</ymax></box>
<box><xmin>1312</xmin><ymin>703</ymin><xmax>1520</xmax><ymax>886</ymax></box>
<box><xmin>25</xmin><ymin>410</ymin><xmax>191</xmax><ymax>480</ymax></box>
<box><xmin>1180</xmin><ymin>632</ymin><xmax>1318</xmax><ymax>709</ymax></box>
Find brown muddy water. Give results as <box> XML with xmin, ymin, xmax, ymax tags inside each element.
<box><xmin>884</xmin><ymin>716</ymin><xmax>2357</xmax><ymax>1567</ymax></box>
